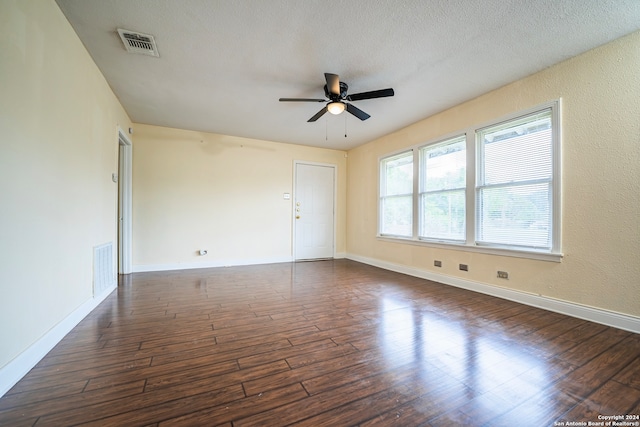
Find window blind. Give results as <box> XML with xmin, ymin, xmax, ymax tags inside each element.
<box><xmin>476</xmin><ymin>109</ymin><xmax>553</xmax><ymax>250</ymax></box>
<box><xmin>380</xmin><ymin>151</ymin><xmax>413</xmax><ymax>237</ymax></box>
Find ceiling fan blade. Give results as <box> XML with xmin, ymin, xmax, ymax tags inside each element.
<box><xmin>347</xmin><ymin>88</ymin><xmax>394</xmax><ymax>101</ymax></box>
<box><xmin>324</xmin><ymin>73</ymin><xmax>341</xmax><ymax>96</ymax></box>
<box><xmin>308</xmin><ymin>106</ymin><xmax>328</xmax><ymax>122</ymax></box>
<box><xmin>346</xmin><ymin>103</ymin><xmax>370</xmax><ymax>121</ymax></box>
<box><xmin>279</xmin><ymin>98</ymin><xmax>326</xmax><ymax>102</ymax></box>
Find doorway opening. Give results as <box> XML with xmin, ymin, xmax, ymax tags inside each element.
<box><xmin>117</xmin><ymin>128</ymin><xmax>132</xmax><ymax>275</ymax></box>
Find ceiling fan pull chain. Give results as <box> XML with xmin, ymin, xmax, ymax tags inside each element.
<box><xmin>345</xmin><ymin>113</ymin><xmax>347</xmax><ymax>138</ymax></box>
<box><xmin>326</xmin><ymin>116</ymin><xmax>328</xmax><ymax>141</ymax></box>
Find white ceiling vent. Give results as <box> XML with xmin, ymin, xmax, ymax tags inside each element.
<box><xmin>117</xmin><ymin>29</ymin><xmax>159</xmax><ymax>57</ymax></box>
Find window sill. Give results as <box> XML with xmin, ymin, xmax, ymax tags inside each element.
<box><xmin>376</xmin><ymin>236</ymin><xmax>563</xmax><ymax>263</ymax></box>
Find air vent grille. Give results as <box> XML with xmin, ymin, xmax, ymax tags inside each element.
<box><xmin>93</xmin><ymin>242</ymin><xmax>115</xmax><ymax>297</ymax></box>
<box><xmin>117</xmin><ymin>29</ymin><xmax>159</xmax><ymax>57</ymax></box>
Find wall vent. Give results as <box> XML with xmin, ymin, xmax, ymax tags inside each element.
<box><xmin>117</xmin><ymin>29</ymin><xmax>159</xmax><ymax>57</ymax></box>
<box><xmin>93</xmin><ymin>242</ymin><xmax>116</xmax><ymax>297</ymax></box>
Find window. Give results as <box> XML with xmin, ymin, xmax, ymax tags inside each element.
<box><xmin>379</xmin><ymin>151</ymin><xmax>413</xmax><ymax>237</ymax></box>
<box><xmin>477</xmin><ymin>109</ymin><xmax>553</xmax><ymax>250</ymax></box>
<box><xmin>378</xmin><ymin>101</ymin><xmax>561</xmax><ymax>260</ymax></box>
<box><xmin>419</xmin><ymin>135</ymin><xmax>466</xmax><ymax>241</ymax></box>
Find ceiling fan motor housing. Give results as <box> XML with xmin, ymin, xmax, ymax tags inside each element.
<box><xmin>324</xmin><ymin>82</ymin><xmax>349</xmax><ymax>100</ymax></box>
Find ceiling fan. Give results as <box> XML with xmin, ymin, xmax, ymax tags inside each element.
<box><xmin>279</xmin><ymin>73</ymin><xmax>394</xmax><ymax>122</ymax></box>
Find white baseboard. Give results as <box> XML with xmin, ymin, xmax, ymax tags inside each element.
<box><xmin>132</xmin><ymin>255</ymin><xmax>294</xmax><ymax>273</ymax></box>
<box><xmin>0</xmin><ymin>284</ymin><xmax>117</xmax><ymax>398</ymax></box>
<box><xmin>132</xmin><ymin>253</ymin><xmax>351</xmax><ymax>273</ymax></box>
<box><xmin>346</xmin><ymin>253</ymin><xmax>640</xmax><ymax>334</ymax></box>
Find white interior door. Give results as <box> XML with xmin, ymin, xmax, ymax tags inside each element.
<box><xmin>294</xmin><ymin>162</ymin><xmax>335</xmax><ymax>260</ymax></box>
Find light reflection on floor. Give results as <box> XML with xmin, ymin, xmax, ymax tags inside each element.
<box><xmin>378</xmin><ymin>295</ymin><xmax>556</xmax><ymax>421</ymax></box>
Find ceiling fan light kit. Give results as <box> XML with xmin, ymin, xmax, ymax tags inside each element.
<box><xmin>279</xmin><ymin>73</ymin><xmax>394</xmax><ymax>122</ymax></box>
<box><xmin>327</xmin><ymin>102</ymin><xmax>345</xmax><ymax>115</ymax></box>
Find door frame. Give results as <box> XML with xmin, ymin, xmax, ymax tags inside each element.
<box><xmin>117</xmin><ymin>127</ymin><xmax>133</xmax><ymax>274</ymax></box>
<box><xmin>292</xmin><ymin>160</ymin><xmax>337</xmax><ymax>261</ymax></box>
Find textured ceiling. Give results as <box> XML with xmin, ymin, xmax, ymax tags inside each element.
<box><xmin>55</xmin><ymin>0</ymin><xmax>640</xmax><ymax>150</ymax></box>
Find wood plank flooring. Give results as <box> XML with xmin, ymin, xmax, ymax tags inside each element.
<box><xmin>1</xmin><ymin>259</ymin><xmax>639</xmax><ymax>426</ymax></box>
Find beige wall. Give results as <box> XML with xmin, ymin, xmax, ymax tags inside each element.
<box><xmin>132</xmin><ymin>124</ymin><xmax>347</xmax><ymax>270</ymax></box>
<box><xmin>0</xmin><ymin>1</ymin><xmax>132</xmax><ymax>369</ymax></box>
<box><xmin>347</xmin><ymin>31</ymin><xmax>640</xmax><ymax>318</ymax></box>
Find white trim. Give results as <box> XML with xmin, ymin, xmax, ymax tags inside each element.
<box><xmin>551</xmin><ymin>99</ymin><xmax>563</xmax><ymax>254</ymax></box>
<box><xmin>346</xmin><ymin>253</ymin><xmax>640</xmax><ymax>334</ymax></box>
<box><xmin>133</xmin><ymin>253</ymin><xmax>347</xmax><ymax>273</ymax></box>
<box><xmin>132</xmin><ymin>255</ymin><xmax>294</xmax><ymax>273</ymax></box>
<box><xmin>293</xmin><ymin>161</ymin><xmax>337</xmax><ymax>260</ymax></box>
<box><xmin>376</xmin><ymin>236</ymin><xmax>563</xmax><ymax>262</ymax></box>
<box><xmin>0</xmin><ymin>286</ymin><xmax>116</xmax><ymax>398</ymax></box>
<box><xmin>117</xmin><ymin>126</ymin><xmax>133</xmax><ymax>275</ymax></box>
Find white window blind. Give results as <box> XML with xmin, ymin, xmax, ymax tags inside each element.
<box><xmin>380</xmin><ymin>151</ymin><xmax>413</xmax><ymax>237</ymax></box>
<box><xmin>419</xmin><ymin>135</ymin><xmax>466</xmax><ymax>241</ymax></box>
<box><xmin>476</xmin><ymin>109</ymin><xmax>553</xmax><ymax>250</ymax></box>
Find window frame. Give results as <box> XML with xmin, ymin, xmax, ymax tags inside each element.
<box><xmin>418</xmin><ymin>134</ymin><xmax>467</xmax><ymax>243</ymax></box>
<box><xmin>377</xmin><ymin>100</ymin><xmax>562</xmax><ymax>262</ymax></box>
<box><xmin>378</xmin><ymin>149</ymin><xmax>415</xmax><ymax>238</ymax></box>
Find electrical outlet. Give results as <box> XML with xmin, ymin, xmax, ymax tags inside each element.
<box><xmin>459</xmin><ymin>264</ymin><xmax>468</xmax><ymax>271</ymax></box>
<box><xmin>497</xmin><ymin>271</ymin><xmax>509</xmax><ymax>279</ymax></box>
<box><xmin>434</xmin><ymin>260</ymin><xmax>442</xmax><ymax>267</ymax></box>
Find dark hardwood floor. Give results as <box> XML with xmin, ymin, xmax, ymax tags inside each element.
<box><xmin>1</xmin><ymin>259</ymin><xmax>638</xmax><ymax>426</ymax></box>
